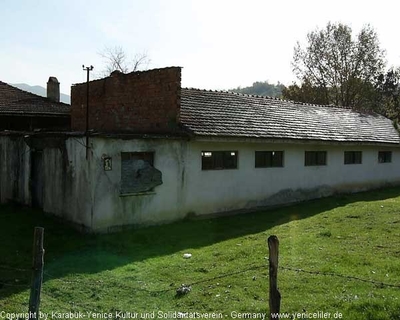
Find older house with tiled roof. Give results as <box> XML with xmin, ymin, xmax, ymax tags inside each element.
<box><xmin>0</xmin><ymin>77</ymin><xmax>70</xmax><ymax>130</ymax></box>
<box><xmin>180</xmin><ymin>88</ymin><xmax>399</xmax><ymax>144</ymax></box>
<box><xmin>1</xmin><ymin>67</ymin><xmax>399</xmax><ymax>232</ymax></box>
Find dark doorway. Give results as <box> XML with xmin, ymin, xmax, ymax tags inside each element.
<box><xmin>31</xmin><ymin>150</ymin><xmax>44</xmax><ymax>208</ymax></box>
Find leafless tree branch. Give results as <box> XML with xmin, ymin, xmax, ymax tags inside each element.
<box><xmin>97</xmin><ymin>46</ymin><xmax>151</xmax><ymax>77</ymax></box>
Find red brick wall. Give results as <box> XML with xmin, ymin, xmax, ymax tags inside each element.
<box><xmin>71</xmin><ymin>67</ymin><xmax>181</xmax><ymax>133</ymax></box>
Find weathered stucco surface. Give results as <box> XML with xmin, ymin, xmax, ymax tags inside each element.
<box><xmin>88</xmin><ymin>137</ymin><xmax>188</xmax><ymax>230</ymax></box>
<box><xmin>0</xmin><ymin>136</ymin><xmax>30</xmax><ymax>204</ymax></box>
<box><xmin>1</xmin><ymin>135</ymin><xmax>400</xmax><ymax>232</ymax></box>
<box><xmin>57</xmin><ymin>138</ymin><xmax>400</xmax><ymax>231</ymax></box>
<box><xmin>0</xmin><ymin>135</ymin><xmax>92</xmax><ymax>229</ymax></box>
<box><xmin>182</xmin><ymin>141</ymin><xmax>400</xmax><ymax>216</ymax></box>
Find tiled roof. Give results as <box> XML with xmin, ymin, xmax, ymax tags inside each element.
<box><xmin>0</xmin><ymin>81</ymin><xmax>70</xmax><ymax>116</ymax></box>
<box><xmin>180</xmin><ymin>88</ymin><xmax>400</xmax><ymax>144</ymax></box>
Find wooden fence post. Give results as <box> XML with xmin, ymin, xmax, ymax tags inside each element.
<box><xmin>28</xmin><ymin>227</ymin><xmax>44</xmax><ymax>320</ymax></box>
<box><xmin>268</xmin><ymin>235</ymin><xmax>281</xmax><ymax>319</ymax></box>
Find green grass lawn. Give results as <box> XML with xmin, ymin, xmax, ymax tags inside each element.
<box><xmin>1</xmin><ymin>188</ymin><xmax>400</xmax><ymax>319</ymax></box>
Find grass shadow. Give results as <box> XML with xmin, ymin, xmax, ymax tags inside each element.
<box><xmin>1</xmin><ymin>186</ymin><xmax>400</xmax><ymax>300</ymax></box>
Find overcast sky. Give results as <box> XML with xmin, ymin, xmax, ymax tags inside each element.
<box><xmin>1</xmin><ymin>0</ymin><xmax>400</xmax><ymax>96</ymax></box>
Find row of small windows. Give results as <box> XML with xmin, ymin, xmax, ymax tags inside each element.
<box><xmin>201</xmin><ymin>150</ymin><xmax>393</xmax><ymax>170</ymax></box>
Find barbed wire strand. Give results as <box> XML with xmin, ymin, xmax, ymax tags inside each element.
<box><xmin>0</xmin><ymin>280</ymin><xmax>30</xmax><ymax>288</ymax></box>
<box><xmin>42</xmin><ymin>264</ymin><xmax>266</xmax><ymax>294</ymax></box>
<box><xmin>279</xmin><ymin>265</ymin><xmax>400</xmax><ymax>289</ymax></box>
<box><xmin>154</xmin><ymin>263</ymin><xmax>267</xmax><ymax>293</ymax></box>
<box><xmin>0</xmin><ymin>265</ymin><xmax>30</xmax><ymax>272</ymax></box>
<box><xmin>4</xmin><ymin>260</ymin><xmax>400</xmax><ymax>294</ymax></box>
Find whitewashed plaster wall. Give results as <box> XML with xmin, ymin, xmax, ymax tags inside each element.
<box><xmin>183</xmin><ymin>140</ymin><xmax>400</xmax><ymax>216</ymax></box>
<box><xmin>2</xmin><ymin>135</ymin><xmax>399</xmax><ymax>232</ymax></box>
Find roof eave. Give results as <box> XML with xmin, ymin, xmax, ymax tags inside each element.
<box><xmin>190</xmin><ymin>134</ymin><xmax>400</xmax><ymax>147</ymax></box>
<box><xmin>0</xmin><ymin>112</ymin><xmax>70</xmax><ymax>117</ymax></box>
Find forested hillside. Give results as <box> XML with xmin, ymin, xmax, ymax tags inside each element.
<box><xmin>229</xmin><ymin>81</ymin><xmax>285</xmax><ymax>98</ymax></box>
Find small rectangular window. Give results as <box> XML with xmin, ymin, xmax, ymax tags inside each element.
<box><xmin>344</xmin><ymin>151</ymin><xmax>362</xmax><ymax>164</ymax></box>
<box><xmin>378</xmin><ymin>151</ymin><xmax>392</xmax><ymax>163</ymax></box>
<box><xmin>255</xmin><ymin>151</ymin><xmax>284</xmax><ymax>168</ymax></box>
<box><xmin>201</xmin><ymin>151</ymin><xmax>238</xmax><ymax>170</ymax></box>
<box><xmin>305</xmin><ymin>151</ymin><xmax>327</xmax><ymax>166</ymax></box>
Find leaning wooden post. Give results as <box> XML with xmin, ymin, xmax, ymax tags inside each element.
<box><xmin>28</xmin><ymin>227</ymin><xmax>45</xmax><ymax>320</ymax></box>
<box><xmin>268</xmin><ymin>235</ymin><xmax>281</xmax><ymax>319</ymax></box>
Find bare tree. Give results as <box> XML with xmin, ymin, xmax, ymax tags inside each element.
<box><xmin>98</xmin><ymin>46</ymin><xmax>150</xmax><ymax>77</ymax></box>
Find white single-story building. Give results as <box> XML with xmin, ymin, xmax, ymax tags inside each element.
<box><xmin>1</xmin><ymin>67</ymin><xmax>399</xmax><ymax>232</ymax></box>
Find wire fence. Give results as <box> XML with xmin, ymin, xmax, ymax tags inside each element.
<box><xmin>0</xmin><ymin>265</ymin><xmax>30</xmax><ymax>272</ymax></box>
<box><xmin>2</xmin><ymin>258</ymin><xmax>399</xmax><ymax>293</ymax></box>
<box><xmin>0</xmin><ymin>265</ymin><xmax>31</xmax><ymax>288</ymax></box>
<box><xmin>1</xmin><ymin>230</ymin><xmax>400</xmax><ymax>320</ymax></box>
<box><xmin>278</xmin><ymin>264</ymin><xmax>400</xmax><ymax>289</ymax></box>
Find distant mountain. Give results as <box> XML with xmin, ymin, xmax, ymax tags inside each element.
<box><xmin>229</xmin><ymin>81</ymin><xmax>286</xmax><ymax>98</ymax></box>
<box><xmin>12</xmin><ymin>81</ymin><xmax>284</xmax><ymax>104</ymax></box>
<box><xmin>11</xmin><ymin>83</ymin><xmax>71</xmax><ymax>104</ymax></box>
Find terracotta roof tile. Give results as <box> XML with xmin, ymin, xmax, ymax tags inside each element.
<box><xmin>180</xmin><ymin>88</ymin><xmax>400</xmax><ymax>144</ymax></box>
<box><xmin>0</xmin><ymin>81</ymin><xmax>70</xmax><ymax>115</ymax></box>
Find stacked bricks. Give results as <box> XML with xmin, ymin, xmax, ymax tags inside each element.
<box><xmin>71</xmin><ymin>67</ymin><xmax>181</xmax><ymax>133</ymax></box>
